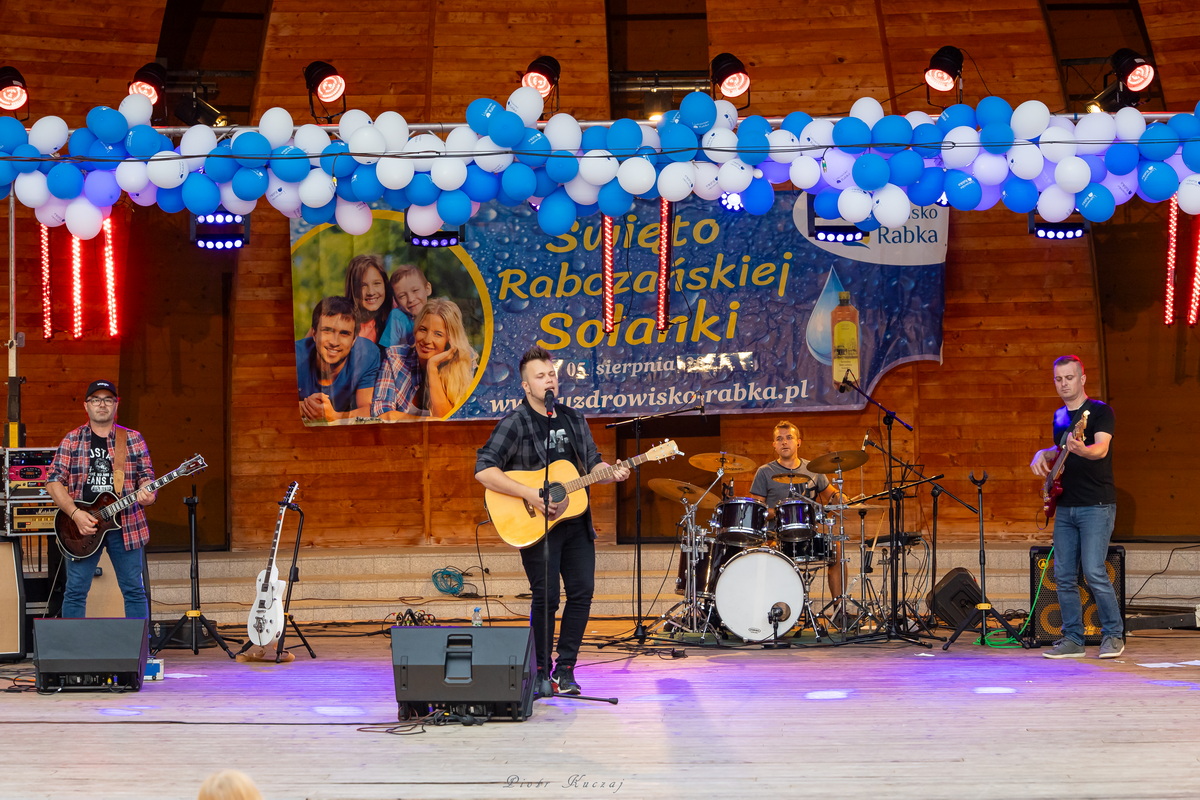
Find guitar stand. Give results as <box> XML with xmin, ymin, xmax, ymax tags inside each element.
<box><xmin>237</xmin><ymin>504</ymin><xmax>316</xmax><ymax>662</ymax></box>
<box><xmin>152</xmin><ymin>490</ymin><xmax>236</xmax><ymax>658</ymax></box>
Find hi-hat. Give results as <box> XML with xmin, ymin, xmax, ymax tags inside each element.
<box><xmin>688</xmin><ymin>452</ymin><xmax>757</xmax><ymax>474</ymax></box>
<box><xmin>806</xmin><ymin>450</ymin><xmax>869</xmax><ymax>474</ymax></box>
<box><xmin>647</xmin><ymin>478</ymin><xmax>719</xmax><ymax>509</ymax></box>
<box><xmin>771</xmin><ymin>473</ymin><xmax>811</xmax><ymax>486</ymax></box>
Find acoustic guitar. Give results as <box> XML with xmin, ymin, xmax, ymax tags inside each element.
<box><xmin>247</xmin><ymin>481</ymin><xmax>300</xmax><ymax>647</ymax></box>
<box><xmin>487</xmin><ymin>440</ymin><xmax>682</xmax><ymax>548</ymax></box>
<box><xmin>1040</xmin><ymin>409</ymin><xmax>1090</xmax><ymax>524</ymax></box>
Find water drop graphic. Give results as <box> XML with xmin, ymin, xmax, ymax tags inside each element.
<box><xmin>805</xmin><ymin>268</ymin><xmax>845</xmax><ymax>365</ymax></box>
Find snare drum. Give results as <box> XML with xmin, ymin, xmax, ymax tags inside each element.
<box><xmin>778</xmin><ymin>533</ymin><xmax>833</xmax><ymax>563</ymax></box>
<box><xmin>674</xmin><ymin>538</ymin><xmax>737</xmax><ymax>598</ymax></box>
<box><xmin>774</xmin><ymin>498</ymin><xmax>817</xmax><ymax>542</ymax></box>
<box><xmin>713</xmin><ymin>497</ymin><xmax>769</xmax><ymax>545</ymax></box>
<box><xmin>713</xmin><ymin>548</ymin><xmax>806</xmax><ymax>641</ymax></box>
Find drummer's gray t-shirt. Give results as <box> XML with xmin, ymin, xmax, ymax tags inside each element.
<box><xmin>750</xmin><ymin>459</ymin><xmax>829</xmax><ymax>509</ymax></box>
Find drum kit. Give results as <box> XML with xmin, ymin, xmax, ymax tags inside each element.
<box><xmin>651</xmin><ymin>447</ymin><xmax>893</xmax><ymax>645</ymax></box>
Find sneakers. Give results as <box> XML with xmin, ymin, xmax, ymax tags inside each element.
<box><xmin>1098</xmin><ymin>636</ymin><xmax>1125</xmax><ymax>659</ymax></box>
<box><xmin>551</xmin><ymin>664</ymin><xmax>581</xmax><ymax>695</ymax></box>
<box><xmin>1043</xmin><ymin>638</ymin><xmax>1086</xmax><ymax>659</ymax></box>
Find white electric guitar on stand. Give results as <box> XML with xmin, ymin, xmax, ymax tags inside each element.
<box><xmin>247</xmin><ymin>481</ymin><xmax>299</xmax><ymax>647</ymax></box>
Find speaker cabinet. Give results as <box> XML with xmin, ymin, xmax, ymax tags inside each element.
<box><xmin>1029</xmin><ymin>545</ymin><xmax>1126</xmax><ymax>645</ymax></box>
<box><xmin>0</xmin><ymin>539</ymin><xmax>26</xmax><ymax>661</ymax></box>
<box><xmin>929</xmin><ymin>567</ymin><xmax>982</xmax><ymax>629</ymax></box>
<box><xmin>391</xmin><ymin>626</ymin><xmax>536</xmax><ymax>722</ymax></box>
<box><xmin>34</xmin><ymin>617</ymin><xmax>149</xmax><ymax>691</ymax></box>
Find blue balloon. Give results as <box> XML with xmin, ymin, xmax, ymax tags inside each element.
<box><xmin>319</xmin><ymin>141</ymin><xmax>356</xmax><ymax>178</ymax></box>
<box><xmin>659</xmin><ymin>110</ymin><xmax>681</xmax><ymax>127</ymax></box>
<box><xmin>1138</xmin><ymin>122</ymin><xmax>1179</xmax><ymax>162</ymax></box>
<box><xmin>1182</xmin><ymin>140</ymin><xmax>1200</xmax><ymax>173</ymax></box>
<box><xmin>856</xmin><ymin>213</ymin><xmax>882</xmax><ymax>233</ymax></box>
<box><xmin>781</xmin><ymin>112</ymin><xmax>814</xmax><ymax>138</ymax></box>
<box><xmin>232</xmin><ymin>132</ymin><xmax>271</xmax><ymax>168</ymax></box>
<box><xmin>271</xmin><ymin>145</ymin><xmax>310</xmax><ymax>183</ymax></box>
<box><xmin>598</xmin><ymin>181</ymin><xmax>634</xmax><ymax>217</ymax></box>
<box><xmin>350</xmin><ymin>164</ymin><xmax>385</xmax><ymax>202</ymax></box>
<box><xmin>501</xmin><ymin>162</ymin><xmax>537</xmax><ymax>201</ymax></box>
<box><xmin>466</xmin><ymin>98</ymin><xmax>502</xmax><ymax>136</ymax></box>
<box><xmin>406</xmin><ymin>173</ymin><xmax>441</xmax><ymax>206</ymax></box>
<box><xmin>943</xmin><ymin>169</ymin><xmax>981</xmax><ymax>210</ymax></box>
<box><xmin>181</xmin><ymin>173</ymin><xmax>221</xmax><ymax>215</ymax></box>
<box><xmin>871</xmin><ymin>115</ymin><xmax>913</xmax><ymax>154</ymax></box>
<box><xmin>634</xmin><ymin>145</ymin><xmax>660</xmax><ymax>166</ymax></box>
<box><xmin>83</xmin><ymin>170</ymin><xmax>122</xmax><ymax>207</ymax></box>
<box><xmin>301</xmin><ymin>199</ymin><xmax>337</xmax><ymax>225</ymax></box>
<box><xmin>68</xmin><ymin>128</ymin><xmax>98</xmax><ymax>159</ymax></box>
<box><xmin>0</xmin><ymin>116</ymin><xmax>28</xmax><ymax>151</ymax></box>
<box><xmin>1000</xmin><ymin>175</ymin><xmax>1038</xmax><ymax>213</ymax></box>
<box><xmin>911</xmin><ymin>124</ymin><xmax>944</xmax><ymax>159</ymax></box>
<box><xmin>156</xmin><ymin>184</ymin><xmax>186</xmax><ymax>214</ymax></box>
<box><xmin>606</xmin><ymin>118</ymin><xmax>642</xmax><ymax>158</ymax></box>
<box><xmin>638</xmin><ymin>176</ymin><xmax>661</xmax><ymax>200</ymax></box>
<box><xmin>737</xmin><ymin>130</ymin><xmax>769</xmax><ymax>166</ymax></box>
<box><xmin>437</xmin><ymin>189</ymin><xmax>472</xmax><ymax>225</ymax></box>
<box><xmin>908</xmin><ymin>167</ymin><xmax>946</xmax><ymax>206</ymax></box>
<box><xmin>88</xmin><ymin>139</ymin><xmax>126</xmax><ymax>171</ymax></box>
<box><xmin>581</xmin><ymin>125</ymin><xmax>609</xmax><ymax>153</ymax></box>
<box><xmin>937</xmin><ymin>103</ymin><xmax>976</xmax><ymax>133</ymax></box>
<box><xmin>832</xmin><ymin>117</ymin><xmax>871</xmax><ymax>154</ymax></box>
<box><xmin>0</xmin><ymin>160</ymin><xmax>15</xmax><ymax>186</ymax></box>
<box><xmin>1137</xmin><ymin>161</ymin><xmax>1179</xmax><ymax>202</ymax></box>
<box><xmin>545</xmin><ymin>150</ymin><xmax>579</xmax><ymax>184</ymax></box>
<box><xmin>1077</xmin><ymin>182</ymin><xmax>1115</xmax><ymax>223</ymax></box>
<box><xmin>1105</xmin><ymin>142</ymin><xmax>1139</xmax><ymax>175</ymax></box>
<box><xmin>532</xmin><ymin>167</ymin><xmax>557</xmax><ymax>198</ymax></box>
<box><xmin>204</xmin><ymin>144</ymin><xmax>239</xmax><ymax>183</ymax></box>
<box><xmin>462</xmin><ymin>164</ymin><xmax>500</xmax><ymax>202</ymax></box>
<box><xmin>125</xmin><ymin>125</ymin><xmax>161</xmax><ymax>160</ymax></box>
<box><xmin>975</xmin><ymin>96</ymin><xmax>1014</xmax><ymax>129</ymax></box>
<box><xmin>231</xmin><ymin>167</ymin><xmax>268</xmax><ymax>201</ymax></box>
<box><xmin>516</xmin><ymin>128</ymin><xmax>550</xmax><ymax>168</ymax></box>
<box><xmin>495</xmin><ymin>188</ymin><xmax>523</xmax><ymax>207</ymax></box>
<box><xmin>47</xmin><ymin>163</ymin><xmax>85</xmax><ymax>199</ymax></box>
<box><xmin>488</xmin><ymin>110</ymin><xmax>525</xmax><ymax>149</ymax></box>
<box><xmin>334</xmin><ymin>175</ymin><xmax>358</xmax><ymax>201</ymax></box>
<box><xmin>1081</xmin><ymin>154</ymin><xmax>1107</xmax><ymax>183</ymax></box>
<box><xmin>1167</xmin><ymin>112</ymin><xmax>1200</xmax><ymax>142</ymax></box>
<box><xmin>679</xmin><ymin>91</ymin><xmax>717</xmax><ymax>135</ymax></box>
<box><xmin>887</xmin><ymin>150</ymin><xmax>924</xmax><ymax>186</ymax></box>
<box><xmin>38</xmin><ymin>159</ymin><xmax>55</xmax><ymax>175</ymax></box>
<box><xmin>980</xmin><ymin>124</ymin><xmax>1014</xmax><ymax>155</ymax></box>
<box><xmin>11</xmin><ymin>143</ymin><xmax>42</xmax><ymax>174</ymax></box>
<box><xmin>537</xmin><ymin>188</ymin><xmax>577</xmax><ymax>236</ymax></box>
<box><xmin>742</xmin><ymin>177</ymin><xmax>775</xmax><ymax>215</ymax></box>
<box><xmin>382</xmin><ymin>187</ymin><xmax>410</xmax><ymax>210</ymax></box>
<box><xmin>852</xmin><ymin>153</ymin><xmax>889</xmax><ymax>191</ymax></box>
<box><xmin>86</xmin><ymin>106</ymin><xmax>128</xmax><ymax>145</ymax></box>
<box><xmin>0</xmin><ymin>182</ymin><xmax>11</xmax><ymax>201</ymax></box>
<box><xmin>813</xmin><ymin>189</ymin><xmax>842</xmax><ymax>220</ymax></box>
<box><xmin>576</xmin><ymin>201</ymin><xmax>600</xmax><ymax>218</ymax></box>
<box><xmin>738</xmin><ymin>116</ymin><xmax>773</xmax><ymax>139</ymax></box>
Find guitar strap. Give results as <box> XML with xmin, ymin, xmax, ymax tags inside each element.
<box><xmin>1063</xmin><ymin>400</ymin><xmax>1091</xmax><ymax>443</ymax></box>
<box><xmin>113</xmin><ymin>427</ymin><xmax>128</xmax><ymax>494</ymax></box>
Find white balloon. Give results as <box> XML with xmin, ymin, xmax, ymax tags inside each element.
<box><xmin>789</xmin><ymin>156</ymin><xmax>822</xmax><ymax>189</ymax></box>
<box><xmin>713</xmin><ymin>99</ymin><xmax>739</xmax><ymax>130</ymax></box>
<box><xmin>1054</xmin><ymin>156</ymin><xmax>1091</xmax><ymax>194</ymax></box>
<box><xmin>1036</xmin><ymin>185</ymin><xmax>1075</xmax><ymax>223</ymax></box>
<box><xmin>766</xmin><ymin>129</ymin><xmax>801</xmax><ymax>164</ymax></box>
<box><xmin>578</xmin><ymin>149</ymin><xmax>619</xmax><ymax>185</ymax></box>
<box><xmin>258</xmin><ymin>106</ymin><xmax>295</xmax><ymax>149</ymax></box>
<box><xmin>837</xmin><ymin>187</ymin><xmax>873</xmax><ymax>223</ymax></box>
<box><xmin>374</xmin><ymin>111</ymin><xmax>410</xmax><ymax>152</ymax></box>
<box><xmin>219</xmin><ymin>182</ymin><xmax>258</xmax><ymax>215</ymax></box>
<box><xmin>294</xmin><ymin>124</ymin><xmax>332</xmax><ymax>164</ymax></box>
<box><xmin>349</xmin><ymin>125</ymin><xmax>387</xmax><ymax>165</ymax></box>
<box><xmin>265</xmin><ymin>172</ymin><xmax>300</xmax><ymax>211</ymax></box>
<box><xmin>118</xmin><ymin>93</ymin><xmax>154</xmax><ymax>127</ymax></box>
<box><xmin>147</xmin><ymin>150</ymin><xmax>189</xmax><ymax>189</ymax></box>
<box><xmin>406</xmin><ymin>203</ymin><xmax>444</xmax><ymax>236</ymax></box>
<box><xmin>1177</xmin><ymin>174</ymin><xmax>1200</xmax><ymax>215</ymax></box>
<box><xmin>800</xmin><ymin>119</ymin><xmax>835</xmax><ymax>154</ymax></box>
<box><xmin>702</xmin><ymin>128</ymin><xmax>739</xmax><ymax>164</ymax></box>
<box><xmin>129</xmin><ymin>184</ymin><xmax>158</xmax><ymax>206</ymax></box>
<box><xmin>616</xmin><ymin>157</ymin><xmax>656</xmax><ymax>195</ymax></box>
<box><xmin>1045</xmin><ymin>116</ymin><xmax>1076</xmax><ymax>133</ymax></box>
<box><xmin>180</xmin><ymin>125</ymin><xmax>218</xmax><ymax>171</ymax></box>
<box><xmin>444</xmin><ymin>126</ymin><xmax>479</xmax><ymax>160</ymax></box>
<box><xmin>850</xmin><ymin>97</ymin><xmax>885</xmax><ymax>127</ymax></box>
<box><xmin>1103</xmin><ymin>172</ymin><xmax>1137</xmax><ymax>205</ymax></box>
<box><xmin>1074</xmin><ymin>112</ymin><xmax>1117</xmax><ymax>155</ymax></box>
<box><xmin>406</xmin><ymin>133</ymin><xmax>446</xmax><ymax>172</ymax></box>
<box><xmin>473</xmin><ymin>136</ymin><xmax>514</xmax><ymax>173</ymax></box>
<box><xmin>639</xmin><ymin>124</ymin><xmax>660</xmax><ymax>150</ymax></box>
<box><xmin>65</xmin><ymin>198</ymin><xmax>103</xmax><ymax>240</ymax></box>
<box><xmin>872</xmin><ymin>184</ymin><xmax>911</xmax><ymax>228</ymax></box>
<box><xmin>1007</xmin><ymin>142</ymin><xmax>1044</xmax><ymax>180</ymax></box>
<box><xmin>506</xmin><ymin>85</ymin><xmax>545</xmax><ymax>127</ymax></box>
<box><xmin>692</xmin><ymin>161</ymin><xmax>723</xmax><ymax>200</ymax></box>
<box><xmin>35</xmin><ymin>197</ymin><xmax>69</xmax><ymax>227</ymax></box>
<box><xmin>115</xmin><ymin>159</ymin><xmax>150</xmax><ymax>193</ymax></box>
<box><xmin>298</xmin><ymin>169</ymin><xmax>336</xmax><ymax>207</ymax></box>
<box><xmin>1038</xmin><ymin>126</ymin><xmax>1077</xmax><ymax>163</ymax></box>
<box><xmin>971</xmin><ymin>152</ymin><xmax>1010</xmax><ymax>186</ymax></box>
<box><xmin>376</xmin><ymin>156</ymin><xmax>415</xmax><ymax>190</ymax></box>
<box><xmin>1010</xmin><ymin>100</ymin><xmax>1051</xmax><ymax>141</ymax></box>
<box><xmin>543</xmin><ymin>113</ymin><xmax>582</xmax><ymax>152</ymax></box>
<box><xmin>1114</xmin><ymin>106</ymin><xmax>1146</xmax><ymax>142</ymax></box>
<box><xmin>337</xmin><ymin>109</ymin><xmax>373</xmax><ymax>142</ymax></box>
<box><xmin>821</xmin><ymin>149</ymin><xmax>857</xmax><ymax>189</ymax></box>
<box><xmin>430</xmin><ymin>157</ymin><xmax>468</xmax><ymax>191</ymax></box>
<box><xmin>334</xmin><ymin>198</ymin><xmax>373</xmax><ymax>235</ymax></box>
<box><xmin>941</xmin><ymin>126</ymin><xmax>980</xmax><ymax>169</ymax></box>
<box><xmin>904</xmin><ymin>110</ymin><xmax>936</xmax><ymax>128</ymax></box>
<box><xmin>658</xmin><ymin>161</ymin><xmax>696</xmax><ymax>202</ymax></box>
<box><xmin>28</xmin><ymin>116</ymin><xmax>69</xmax><ymax>155</ymax></box>
<box><xmin>564</xmin><ymin>174</ymin><xmax>601</xmax><ymax>205</ymax></box>
<box><xmin>716</xmin><ymin>159</ymin><xmax>753</xmax><ymax>193</ymax></box>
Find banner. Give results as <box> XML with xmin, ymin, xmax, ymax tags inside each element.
<box><xmin>289</xmin><ymin>192</ymin><xmax>945</xmax><ymax>424</ymax></box>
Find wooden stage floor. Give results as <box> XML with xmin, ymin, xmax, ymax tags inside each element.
<box><xmin>2</xmin><ymin>619</ymin><xmax>1199</xmax><ymax>800</ymax></box>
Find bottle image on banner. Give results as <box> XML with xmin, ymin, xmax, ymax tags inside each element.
<box><xmin>804</xmin><ymin>267</ymin><xmax>845</xmax><ymax>366</ymax></box>
<box><xmin>831</xmin><ymin>291</ymin><xmax>860</xmax><ymax>385</ymax></box>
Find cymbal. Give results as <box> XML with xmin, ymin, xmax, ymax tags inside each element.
<box><xmin>647</xmin><ymin>478</ymin><xmax>719</xmax><ymax>510</ymax></box>
<box><xmin>824</xmin><ymin>502</ymin><xmax>890</xmax><ymax>513</ymax></box>
<box><xmin>806</xmin><ymin>450</ymin><xmax>869</xmax><ymax>474</ymax></box>
<box><xmin>771</xmin><ymin>473</ymin><xmax>812</xmax><ymax>486</ymax></box>
<box><xmin>688</xmin><ymin>452</ymin><xmax>757</xmax><ymax>474</ymax></box>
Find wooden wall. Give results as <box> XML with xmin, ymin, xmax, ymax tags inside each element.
<box><xmin>1140</xmin><ymin>1</ymin><xmax>1200</xmax><ymax>110</ymax></box>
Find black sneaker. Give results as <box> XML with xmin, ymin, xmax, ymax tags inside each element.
<box><xmin>551</xmin><ymin>664</ymin><xmax>581</xmax><ymax>695</ymax></box>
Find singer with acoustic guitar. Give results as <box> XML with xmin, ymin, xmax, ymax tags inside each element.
<box><xmin>1029</xmin><ymin>355</ymin><xmax>1122</xmax><ymax>660</ymax></box>
<box><xmin>475</xmin><ymin>345</ymin><xmax>631</xmax><ymax>696</ymax></box>
<box><xmin>46</xmin><ymin>380</ymin><xmax>157</xmax><ymax>619</ymax></box>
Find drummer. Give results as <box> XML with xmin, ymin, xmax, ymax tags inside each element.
<box><xmin>749</xmin><ymin>421</ymin><xmax>844</xmax><ymax>598</ymax></box>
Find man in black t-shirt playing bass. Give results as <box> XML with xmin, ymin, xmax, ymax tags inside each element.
<box><xmin>1030</xmin><ymin>355</ymin><xmax>1123</xmax><ymax>659</ymax></box>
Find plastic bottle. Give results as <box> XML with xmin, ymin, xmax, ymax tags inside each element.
<box><xmin>831</xmin><ymin>291</ymin><xmax>860</xmax><ymax>386</ymax></box>
<box><xmin>471</xmin><ymin>607</ymin><xmax>483</xmax><ymax>627</ymax></box>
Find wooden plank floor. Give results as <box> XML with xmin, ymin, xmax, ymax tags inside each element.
<box><xmin>2</xmin><ymin>619</ymin><xmax>1200</xmax><ymax>800</ymax></box>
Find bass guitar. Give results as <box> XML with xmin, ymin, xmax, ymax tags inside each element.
<box><xmin>1041</xmin><ymin>409</ymin><xmax>1090</xmax><ymax>524</ymax></box>
<box><xmin>54</xmin><ymin>454</ymin><xmax>207</xmax><ymax>560</ymax></box>
<box><xmin>247</xmin><ymin>481</ymin><xmax>300</xmax><ymax>647</ymax></box>
<box><xmin>487</xmin><ymin>440</ymin><xmax>682</xmax><ymax>548</ymax></box>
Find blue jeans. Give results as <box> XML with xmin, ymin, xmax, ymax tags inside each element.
<box><xmin>61</xmin><ymin>529</ymin><xmax>148</xmax><ymax>619</ymax></box>
<box><xmin>1052</xmin><ymin>504</ymin><xmax>1122</xmax><ymax>644</ymax></box>
<box><xmin>519</xmin><ymin>521</ymin><xmax>595</xmax><ymax>673</ymax></box>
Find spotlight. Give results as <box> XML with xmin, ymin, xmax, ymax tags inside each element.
<box><xmin>128</xmin><ymin>62</ymin><xmax>167</xmax><ymax>106</ymax></box>
<box><xmin>408</xmin><ymin>227</ymin><xmax>462</xmax><ymax>248</ymax></box>
<box><xmin>191</xmin><ymin>209</ymin><xmax>249</xmax><ymax>251</ymax></box>
<box><xmin>1111</xmin><ymin>48</ymin><xmax>1154</xmax><ymax>92</ymax></box>
<box><xmin>711</xmin><ymin>53</ymin><xmax>750</xmax><ymax>100</ymax></box>
<box><xmin>305</xmin><ymin>60</ymin><xmax>346</xmax><ymax>123</ymax></box>
<box><xmin>719</xmin><ymin>192</ymin><xmax>744</xmax><ymax>212</ymax></box>
<box><xmin>522</xmin><ymin>56</ymin><xmax>560</xmax><ymax>100</ymax></box>
<box><xmin>1085</xmin><ymin>82</ymin><xmax>1140</xmax><ymax>113</ymax></box>
<box><xmin>176</xmin><ymin>93</ymin><xmax>229</xmax><ymax>127</ymax></box>
<box><xmin>924</xmin><ymin>46</ymin><xmax>964</xmax><ymax>93</ymax></box>
<box><xmin>643</xmin><ymin>90</ymin><xmax>672</xmax><ymax>122</ymax></box>
<box><xmin>1028</xmin><ymin>213</ymin><xmax>1090</xmax><ymax>240</ymax></box>
<box><xmin>0</xmin><ymin>66</ymin><xmax>29</xmax><ymax>117</ymax></box>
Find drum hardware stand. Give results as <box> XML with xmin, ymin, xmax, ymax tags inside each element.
<box><xmin>943</xmin><ymin>472</ymin><xmax>1028</xmax><ymax>650</ymax></box>
<box><xmin>823</xmin><ymin>506</ymin><xmax>883</xmax><ymax>634</ymax></box>
<box><xmin>795</xmin><ymin>568</ymin><xmax>829</xmax><ymax>641</ymax></box>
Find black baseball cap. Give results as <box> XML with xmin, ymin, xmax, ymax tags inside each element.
<box><xmin>86</xmin><ymin>380</ymin><xmax>118</xmax><ymax>399</ymax></box>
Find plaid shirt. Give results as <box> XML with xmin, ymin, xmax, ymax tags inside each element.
<box><xmin>371</xmin><ymin>344</ymin><xmax>423</xmax><ymax>417</ymax></box>
<box><xmin>47</xmin><ymin>424</ymin><xmax>156</xmax><ymax>551</ymax></box>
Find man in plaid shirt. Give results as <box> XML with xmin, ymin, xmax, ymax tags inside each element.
<box><xmin>46</xmin><ymin>379</ymin><xmax>157</xmax><ymax>619</ymax></box>
<box><xmin>475</xmin><ymin>345</ymin><xmax>630</xmax><ymax>696</ymax></box>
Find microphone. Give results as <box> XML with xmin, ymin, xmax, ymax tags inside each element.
<box><xmin>837</xmin><ymin>370</ymin><xmax>854</xmax><ymax>393</ymax></box>
<box><xmin>768</xmin><ymin>602</ymin><xmax>791</xmax><ymax>623</ymax></box>
<box><xmin>862</xmin><ymin>430</ymin><xmax>870</xmax><ymax>450</ymax></box>
<box><xmin>544</xmin><ymin>388</ymin><xmax>555</xmax><ymax>417</ymax></box>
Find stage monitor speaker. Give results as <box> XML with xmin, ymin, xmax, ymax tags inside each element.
<box><xmin>391</xmin><ymin>625</ymin><xmax>536</xmax><ymax>722</ymax></box>
<box><xmin>929</xmin><ymin>567</ymin><xmax>982</xmax><ymax>629</ymax></box>
<box><xmin>1029</xmin><ymin>545</ymin><xmax>1126</xmax><ymax>646</ymax></box>
<box><xmin>34</xmin><ymin>617</ymin><xmax>149</xmax><ymax>691</ymax></box>
<box><xmin>0</xmin><ymin>539</ymin><xmax>26</xmax><ymax>661</ymax></box>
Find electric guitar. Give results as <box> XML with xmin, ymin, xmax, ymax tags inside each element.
<box><xmin>54</xmin><ymin>454</ymin><xmax>207</xmax><ymax>560</ymax></box>
<box><xmin>247</xmin><ymin>481</ymin><xmax>299</xmax><ymax>647</ymax></box>
<box><xmin>486</xmin><ymin>440</ymin><xmax>682</xmax><ymax>548</ymax></box>
<box><xmin>1041</xmin><ymin>409</ymin><xmax>1090</xmax><ymax>524</ymax></box>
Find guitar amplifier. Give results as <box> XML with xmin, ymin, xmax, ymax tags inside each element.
<box><xmin>5</xmin><ymin>448</ymin><xmax>56</xmax><ymax>499</ymax></box>
<box><xmin>1028</xmin><ymin>546</ymin><xmax>1125</xmax><ymax>645</ymax></box>
<box><xmin>7</xmin><ymin>501</ymin><xmax>58</xmax><ymax>534</ymax></box>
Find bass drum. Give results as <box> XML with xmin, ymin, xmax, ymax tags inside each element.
<box><xmin>713</xmin><ymin>548</ymin><xmax>806</xmax><ymax>642</ymax></box>
<box><xmin>674</xmin><ymin>537</ymin><xmax>737</xmax><ymax>598</ymax></box>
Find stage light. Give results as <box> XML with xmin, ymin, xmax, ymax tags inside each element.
<box><xmin>408</xmin><ymin>228</ymin><xmax>462</xmax><ymax>248</ymax></box>
<box><xmin>522</xmin><ymin>56</ymin><xmax>560</xmax><ymax>100</ymax></box>
<box><xmin>711</xmin><ymin>53</ymin><xmax>750</xmax><ymax>99</ymax></box>
<box><xmin>305</xmin><ymin>60</ymin><xmax>346</xmax><ymax>123</ymax></box>
<box><xmin>128</xmin><ymin>62</ymin><xmax>167</xmax><ymax>106</ymax></box>
<box><xmin>191</xmin><ymin>209</ymin><xmax>249</xmax><ymax>251</ymax></box>
<box><xmin>1028</xmin><ymin>213</ymin><xmax>1090</xmax><ymax>240</ymax></box>
<box><xmin>176</xmin><ymin>93</ymin><xmax>229</xmax><ymax>127</ymax></box>
<box><xmin>643</xmin><ymin>90</ymin><xmax>672</xmax><ymax>122</ymax></box>
<box><xmin>804</xmin><ymin>194</ymin><xmax>867</xmax><ymax>243</ymax></box>
<box><xmin>0</xmin><ymin>66</ymin><xmax>29</xmax><ymax>115</ymax></box>
<box><xmin>1111</xmin><ymin>48</ymin><xmax>1154</xmax><ymax>92</ymax></box>
<box><xmin>719</xmin><ymin>192</ymin><xmax>744</xmax><ymax>212</ymax></box>
<box><xmin>924</xmin><ymin>46</ymin><xmax>963</xmax><ymax>93</ymax></box>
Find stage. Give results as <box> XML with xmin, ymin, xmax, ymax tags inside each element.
<box><xmin>2</xmin><ymin>618</ymin><xmax>1199</xmax><ymax>800</ymax></box>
